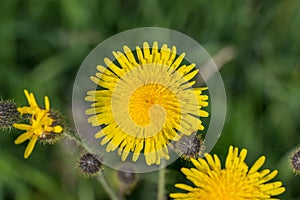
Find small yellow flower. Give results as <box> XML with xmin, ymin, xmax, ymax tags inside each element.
<box><xmin>170</xmin><ymin>146</ymin><xmax>285</xmax><ymax>200</ymax></box>
<box><xmin>13</xmin><ymin>90</ymin><xmax>63</xmax><ymax>158</ymax></box>
<box><xmin>85</xmin><ymin>42</ymin><xmax>209</xmax><ymax>165</ymax></box>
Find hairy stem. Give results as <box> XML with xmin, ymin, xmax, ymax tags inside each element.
<box><xmin>157</xmin><ymin>167</ymin><xmax>166</xmax><ymax>200</ymax></box>
<box><xmin>97</xmin><ymin>171</ymin><xmax>119</xmax><ymax>200</ymax></box>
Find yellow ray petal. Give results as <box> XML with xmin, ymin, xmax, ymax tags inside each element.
<box><xmin>136</xmin><ymin>46</ymin><xmax>146</xmax><ymax>65</ymax></box>
<box><xmin>24</xmin><ymin>90</ymin><xmax>31</xmax><ymax>105</ymax></box>
<box><xmin>249</xmin><ymin>156</ymin><xmax>266</xmax><ymax>174</ymax></box>
<box><xmin>29</xmin><ymin>92</ymin><xmax>38</xmax><ymax>108</ymax></box>
<box><xmin>24</xmin><ymin>135</ymin><xmax>38</xmax><ymax>159</ymax></box>
<box><xmin>166</xmin><ymin>46</ymin><xmax>177</xmax><ymax>67</ymax></box>
<box><xmin>44</xmin><ymin>96</ymin><xmax>50</xmax><ymax>111</ymax></box>
<box><xmin>170</xmin><ymin>53</ymin><xmax>185</xmax><ymax>70</ymax></box>
<box><xmin>13</xmin><ymin>123</ymin><xmax>31</xmax><ymax>130</ymax></box>
<box><xmin>159</xmin><ymin>44</ymin><xmax>171</xmax><ymax>65</ymax></box>
<box><xmin>123</xmin><ymin>45</ymin><xmax>138</xmax><ymax>66</ymax></box>
<box><xmin>14</xmin><ymin>131</ymin><xmax>33</xmax><ymax>144</ymax></box>
<box><xmin>53</xmin><ymin>125</ymin><xmax>63</xmax><ymax>133</ymax></box>
<box><xmin>142</xmin><ymin>42</ymin><xmax>152</xmax><ymax>63</ymax></box>
<box><xmin>104</xmin><ymin>58</ymin><xmax>124</xmax><ymax>77</ymax></box>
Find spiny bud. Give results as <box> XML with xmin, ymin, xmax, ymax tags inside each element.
<box><xmin>0</xmin><ymin>99</ymin><xmax>20</xmax><ymax>131</ymax></box>
<box><xmin>77</xmin><ymin>152</ymin><xmax>103</xmax><ymax>177</ymax></box>
<box><xmin>39</xmin><ymin>110</ymin><xmax>66</xmax><ymax>145</ymax></box>
<box><xmin>290</xmin><ymin>148</ymin><xmax>300</xmax><ymax>175</ymax></box>
<box><xmin>173</xmin><ymin>133</ymin><xmax>205</xmax><ymax>161</ymax></box>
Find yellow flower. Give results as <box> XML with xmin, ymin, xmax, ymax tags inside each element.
<box><xmin>13</xmin><ymin>90</ymin><xmax>63</xmax><ymax>158</ymax></box>
<box><xmin>170</xmin><ymin>146</ymin><xmax>285</xmax><ymax>200</ymax></box>
<box><xmin>85</xmin><ymin>42</ymin><xmax>209</xmax><ymax>165</ymax></box>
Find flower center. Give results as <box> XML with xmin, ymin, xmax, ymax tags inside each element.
<box><xmin>111</xmin><ymin>64</ymin><xmax>189</xmax><ymax>138</ymax></box>
<box><xmin>129</xmin><ymin>83</ymin><xmax>178</xmax><ymax>127</ymax></box>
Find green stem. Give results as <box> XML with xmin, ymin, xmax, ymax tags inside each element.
<box><xmin>63</xmin><ymin>129</ymin><xmax>83</xmax><ymax>146</ymax></box>
<box><xmin>97</xmin><ymin>171</ymin><xmax>119</xmax><ymax>200</ymax></box>
<box><xmin>157</xmin><ymin>166</ymin><xmax>166</xmax><ymax>200</ymax></box>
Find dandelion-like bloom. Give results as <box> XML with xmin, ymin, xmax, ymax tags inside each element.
<box><xmin>85</xmin><ymin>42</ymin><xmax>209</xmax><ymax>165</ymax></box>
<box><xmin>170</xmin><ymin>146</ymin><xmax>285</xmax><ymax>199</ymax></box>
<box><xmin>13</xmin><ymin>90</ymin><xmax>63</xmax><ymax>158</ymax></box>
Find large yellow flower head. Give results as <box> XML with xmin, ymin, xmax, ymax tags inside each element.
<box><xmin>170</xmin><ymin>146</ymin><xmax>285</xmax><ymax>199</ymax></box>
<box><xmin>13</xmin><ymin>90</ymin><xmax>63</xmax><ymax>158</ymax></box>
<box><xmin>85</xmin><ymin>41</ymin><xmax>209</xmax><ymax>166</ymax></box>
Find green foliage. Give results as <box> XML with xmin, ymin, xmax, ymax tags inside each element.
<box><xmin>0</xmin><ymin>0</ymin><xmax>300</xmax><ymax>199</ymax></box>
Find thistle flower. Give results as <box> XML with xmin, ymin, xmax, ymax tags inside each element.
<box><xmin>85</xmin><ymin>41</ymin><xmax>209</xmax><ymax>166</ymax></box>
<box><xmin>13</xmin><ymin>90</ymin><xmax>63</xmax><ymax>158</ymax></box>
<box><xmin>290</xmin><ymin>148</ymin><xmax>300</xmax><ymax>175</ymax></box>
<box><xmin>170</xmin><ymin>146</ymin><xmax>285</xmax><ymax>199</ymax></box>
<box><xmin>0</xmin><ymin>99</ymin><xmax>20</xmax><ymax>130</ymax></box>
<box><xmin>77</xmin><ymin>152</ymin><xmax>103</xmax><ymax>177</ymax></box>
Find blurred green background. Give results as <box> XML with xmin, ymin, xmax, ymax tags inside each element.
<box><xmin>0</xmin><ymin>0</ymin><xmax>300</xmax><ymax>199</ymax></box>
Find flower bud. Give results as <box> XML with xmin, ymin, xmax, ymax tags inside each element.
<box><xmin>173</xmin><ymin>133</ymin><xmax>205</xmax><ymax>160</ymax></box>
<box><xmin>0</xmin><ymin>100</ymin><xmax>20</xmax><ymax>130</ymax></box>
<box><xmin>77</xmin><ymin>152</ymin><xmax>103</xmax><ymax>177</ymax></box>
